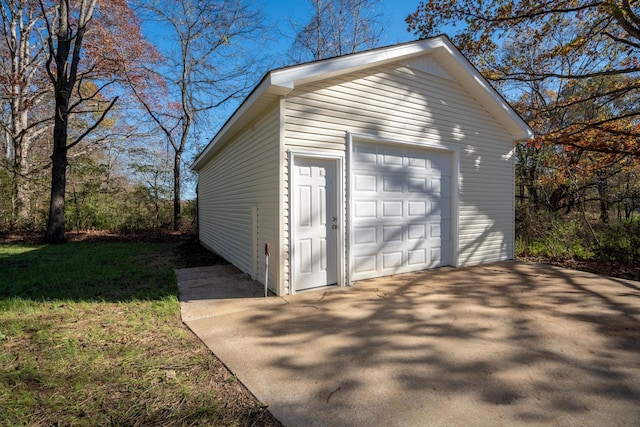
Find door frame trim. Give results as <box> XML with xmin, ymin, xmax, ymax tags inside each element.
<box><xmin>346</xmin><ymin>132</ymin><xmax>461</xmax><ymax>284</ymax></box>
<box><xmin>288</xmin><ymin>150</ymin><xmax>345</xmax><ymax>294</ymax></box>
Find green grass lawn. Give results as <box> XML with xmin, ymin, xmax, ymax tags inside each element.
<box><xmin>0</xmin><ymin>240</ymin><xmax>279</xmax><ymax>426</ymax></box>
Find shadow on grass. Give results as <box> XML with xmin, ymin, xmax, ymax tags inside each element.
<box><xmin>0</xmin><ymin>239</ymin><xmax>225</xmax><ymax>303</ymax></box>
<box><xmin>0</xmin><ymin>238</ymin><xmax>279</xmax><ymax>427</ymax></box>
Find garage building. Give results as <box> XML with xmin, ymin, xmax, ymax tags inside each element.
<box><xmin>191</xmin><ymin>35</ymin><xmax>533</xmax><ymax>295</ymax></box>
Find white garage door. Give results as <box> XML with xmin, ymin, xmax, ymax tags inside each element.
<box><xmin>350</xmin><ymin>142</ymin><xmax>452</xmax><ymax>281</ymax></box>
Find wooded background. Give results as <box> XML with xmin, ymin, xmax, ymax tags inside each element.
<box><xmin>1</xmin><ymin>0</ymin><xmax>638</xmax><ymax>262</ymax></box>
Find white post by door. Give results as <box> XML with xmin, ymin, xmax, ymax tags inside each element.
<box><xmin>292</xmin><ymin>157</ymin><xmax>338</xmax><ymax>292</ymax></box>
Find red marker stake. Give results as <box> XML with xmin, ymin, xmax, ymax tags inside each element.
<box><xmin>264</xmin><ymin>243</ymin><xmax>270</xmax><ymax>297</ymax></box>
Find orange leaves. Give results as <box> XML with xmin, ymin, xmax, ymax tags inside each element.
<box><xmin>422</xmin><ymin>0</ymin><xmax>640</xmax><ymax>215</ymax></box>
<box><xmin>83</xmin><ymin>1</ymin><xmax>164</xmax><ymax>80</ymax></box>
<box><xmin>526</xmin><ymin>137</ymin><xmax>546</xmax><ymax>150</ymax></box>
<box><xmin>541</xmin><ymin>118</ymin><xmax>640</xmax><ymax>158</ymax></box>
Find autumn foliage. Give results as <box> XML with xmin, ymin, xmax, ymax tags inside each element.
<box><xmin>0</xmin><ymin>0</ymin><xmax>164</xmax><ymax>240</ymax></box>
<box><xmin>407</xmin><ymin>0</ymin><xmax>640</xmax><ymax>260</ymax></box>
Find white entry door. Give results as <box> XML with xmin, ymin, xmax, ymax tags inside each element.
<box><xmin>293</xmin><ymin>158</ymin><xmax>338</xmax><ymax>291</ymax></box>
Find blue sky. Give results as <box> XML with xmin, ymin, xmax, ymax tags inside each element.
<box><xmin>144</xmin><ymin>0</ymin><xmax>427</xmax><ymax>196</ymax></box>
<box><xmin>264</xmin><ymin>0</ymin><xmax>422</xmax><ymax>57</ymax></box>
<box><xmin>194</xmin><ymin>0</ymin><xmax>425</xmax><ymax>135</ymax></box>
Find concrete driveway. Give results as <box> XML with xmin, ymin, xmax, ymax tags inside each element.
<box><xmin>176</xmin><ymin>262</ymin><xmax>640</xmax><ymax>426</ymax></box>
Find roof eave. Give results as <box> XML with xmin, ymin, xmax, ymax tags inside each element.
<box><xmin>191</xmin><ymin>38</ymin><xmax>455</xmax><ymax>171</ymax></box>
<box><xmin>433</xmin><ymin>37</ymin><xmax>533</xmax><ymax>142</ymax></box>
<box><xmin>192</xmin><ymin>35</ymin><xmax>534</xmax><ymax>171</ymax></box>
<box><xmin>269</xmin><ymin>37</ymin><xmax>446</xmax><ymax>87</ymax></box>
<box><xmin>191</xmin><ymin>74</ymin><xmax>292</xmax><ymax>171</ymax></box>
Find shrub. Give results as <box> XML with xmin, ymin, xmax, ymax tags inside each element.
<box><xmin>596</xmin><ymin>220</ymin><xmax>640</xmax><ymax>263</ymax></box>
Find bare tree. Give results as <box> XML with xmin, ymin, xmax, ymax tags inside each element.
<box><xmin>39</xmin><ymin>0</ymin><xmax>153</xmax><ymax>242</ymax></box>
<box><xmin>0</xmin><ymin>0</ymin><xmax>50</xmax><ymax>227</ymax></box>
<box><xmin>39</xmin><ymin>0</ymin><xmax>116</xmax><ymax>242</ymax></box>
<box><xmin>289</xmin><ymin>0</ymin><xmax>384</xmax><ymax>62</ymax></box>
<box><xmin>131</xmin><ymin>0</ymin><xmax>266</xmax><ymax>230</ymax></box>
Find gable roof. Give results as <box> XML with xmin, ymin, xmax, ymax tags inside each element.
<box><xmin>192</xmin><ymin>35</ymin><xmax>533</xmax><ymax>171</ymax></box>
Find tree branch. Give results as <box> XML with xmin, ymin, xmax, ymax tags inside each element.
<box><xmin>492</xmin><ymin>66</ymin><xmax>640</xmax><ymax>82</ymax></box>
<box><xmin>67</xmin><ymin>95</ymin><xmax>118</xmax><ymax>150</ymax></box>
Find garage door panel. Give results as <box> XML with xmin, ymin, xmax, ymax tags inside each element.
<box><xmin>430</xmin><ymin>247</ymin><xmax>442</xmax><ymax>263</ymax></box>
<box><xmin>354</xmin><ymin>144</ymin><xmax>378</xmax><ymax>164</ymax></box>
<box><xmin>382</xmin><ymin>146</ymin><xmax>404</xmax><ymax>164</ymax></box>
<box><xmin>354</xmin><ymin>200</ymin><xmax>377</xmax><ymax>218</ymax></box>
<box><xmin>382</xmin><ymin>251</ymin><xmax>403</xmax><ymax>269</ymax></box>
<box><xmin>351</xmin><ymin>141</ymin><xmax>453</xmax><ymax>281</ymax></box>
<box><xmin>408</xmin><ymin>223</ymin><xmax>426</xmax><ymax>240</ymax></box>
<box><xmin>353</xmin><ymin>226</ymin><xmax>376</xmax><ymax>245</ymax></box>
<box><xmin>408</xmin><ymin>201</ymin><xmax>427</xmax><ymax>217</ymax></box>
<box><xmin>408</xmin><ymin>156</ymin><xmax>427</xmax><ymax>169</ymax></box>
<box><xmin>354</xmin><ymin>174</ymin><xmax>377</xmax><ymax>192</ymax></box>
<box><xmin>382</xmin><ymin>175</ymin><xmax>403</xmax><ymax>192</ymax></box>
<box><xmin>408</xmin><ymin>248</ymin><xmax>427</xmax><ymax>265</ymax></box>
<box><xmin>408</xmin><ymin>177</ymin><xmax>428</xmax><ymax>193</ymax></box>
<box><xmin>430</xmin><ymin>178</ymin><xmax>442</xmax><ymax>195</ymax></box>
<box><xmin>383</xmin><ymin>154</ymin><xmax>403</xmax><ymax>168</ymax></box>
<box><xmin>353</xmin><ymin>254</ymin><xmax>377</xmax><ymax>274</ymax></box>
<box><xmin>382</xmin><ymin>201</ymin><xmax>403</xmax><ymax>218</ymax></box>
<box><xmin>430</xmin><ymin>223</ymin><xmax>441</xmax><ymax>238</ymax></box>
<box><xmin>382</xmin><ymin>225</ymin><xmax>403</xmax><ymax>243</ymax></box>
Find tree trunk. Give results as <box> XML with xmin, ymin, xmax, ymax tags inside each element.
<box><xmin>10</xmin><ymin>57</ymin><xmax>32</xmax><ymax>228</ymax></box>
<box><xmin>42</xmin><ymin>0</ymin><xmax>96</xmax><ymax>243</ymax></box>
<box><xmin>173</xmin><ymin>151</ymin><xmax>182</xmax><ymax>231</ymax></box>
<box><xmin>596</xmin><ymin>175</ymin><xmax>609</xmax><ymax>224</ymax></box>
<box><xmin>44</xmin><ymin>95</ymin><xmax>69</xmax><ymax>243</ymax></box>
<box><xmin>44</xmin><ymin>152</ymin><xmax>68</xmax><ymax>242</ymax></box>
<box><xmin>13</xmin><ymin>141</ymin><xmax>31</xmax><ymax>227</ymax></box>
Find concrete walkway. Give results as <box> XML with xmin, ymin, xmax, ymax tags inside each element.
<box><xmin>176</xmin><ymin>262</ymin><xmax>640</xmax><ymax>426</ymax></box>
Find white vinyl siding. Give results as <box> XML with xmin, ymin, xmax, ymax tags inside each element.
<box><xmin>198</xmin><ymin>103</ymin><xmax>280</xmax><ymax>289</ymax></box>
<box><xmin>283</xmin><ymin>60</ymin><xmax>515</xmax><ymax>274</ymax></box>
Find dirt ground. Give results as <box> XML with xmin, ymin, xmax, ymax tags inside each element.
<box><xmin>520</xmin><ymin>256</ymin><xmax>640</xmax><ymax>282</ymax></box>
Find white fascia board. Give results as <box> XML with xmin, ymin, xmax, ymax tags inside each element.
<box><xmin>468</xmin><ymin>71</ymin><xmax>534</xmax><ymax>141</ymax></box>
<box><xmin>270</xmin><ymin>37</ymin><xmax>446</xmax><ymax>88</ymax></box>
<box><xmin>191</xmin><ymin>40</ymin><xmax>445</xmax><ymax>171</ymax></box>
<box><xmin>191</xmin><ymin>73</ymin><xmax>292</xmax><ymax>171</ymax></box>
<box><xmin>270</xmin><ymin>35</ymin><xmax>532</xmax><ymax>141</ymax></box>
<box><xmin>437</xmin><ymin>38</ymin><xmax>534</xmax><ymax>141</ymax></box>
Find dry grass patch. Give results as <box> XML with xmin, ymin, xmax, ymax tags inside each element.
<box><xmin>0</xmin><ymin>239</ymin><xmax>280</xmax><ymax>426</ymax></box>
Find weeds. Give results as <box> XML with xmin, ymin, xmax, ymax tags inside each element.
<box><xmin>516</xmin><ymin>213</ymin><xmax>640</xmax><ymax>280</ymax></box>
<box><xmin>517</xmin><ymin>216</ymin><xmax>640</xmax><ymax>263</ymax></box>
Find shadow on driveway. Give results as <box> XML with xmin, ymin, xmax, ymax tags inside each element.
<box><xmin>179</xmin><ymin>261</ymin><xmax>640</xmax><ymax>426</ymax></box>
